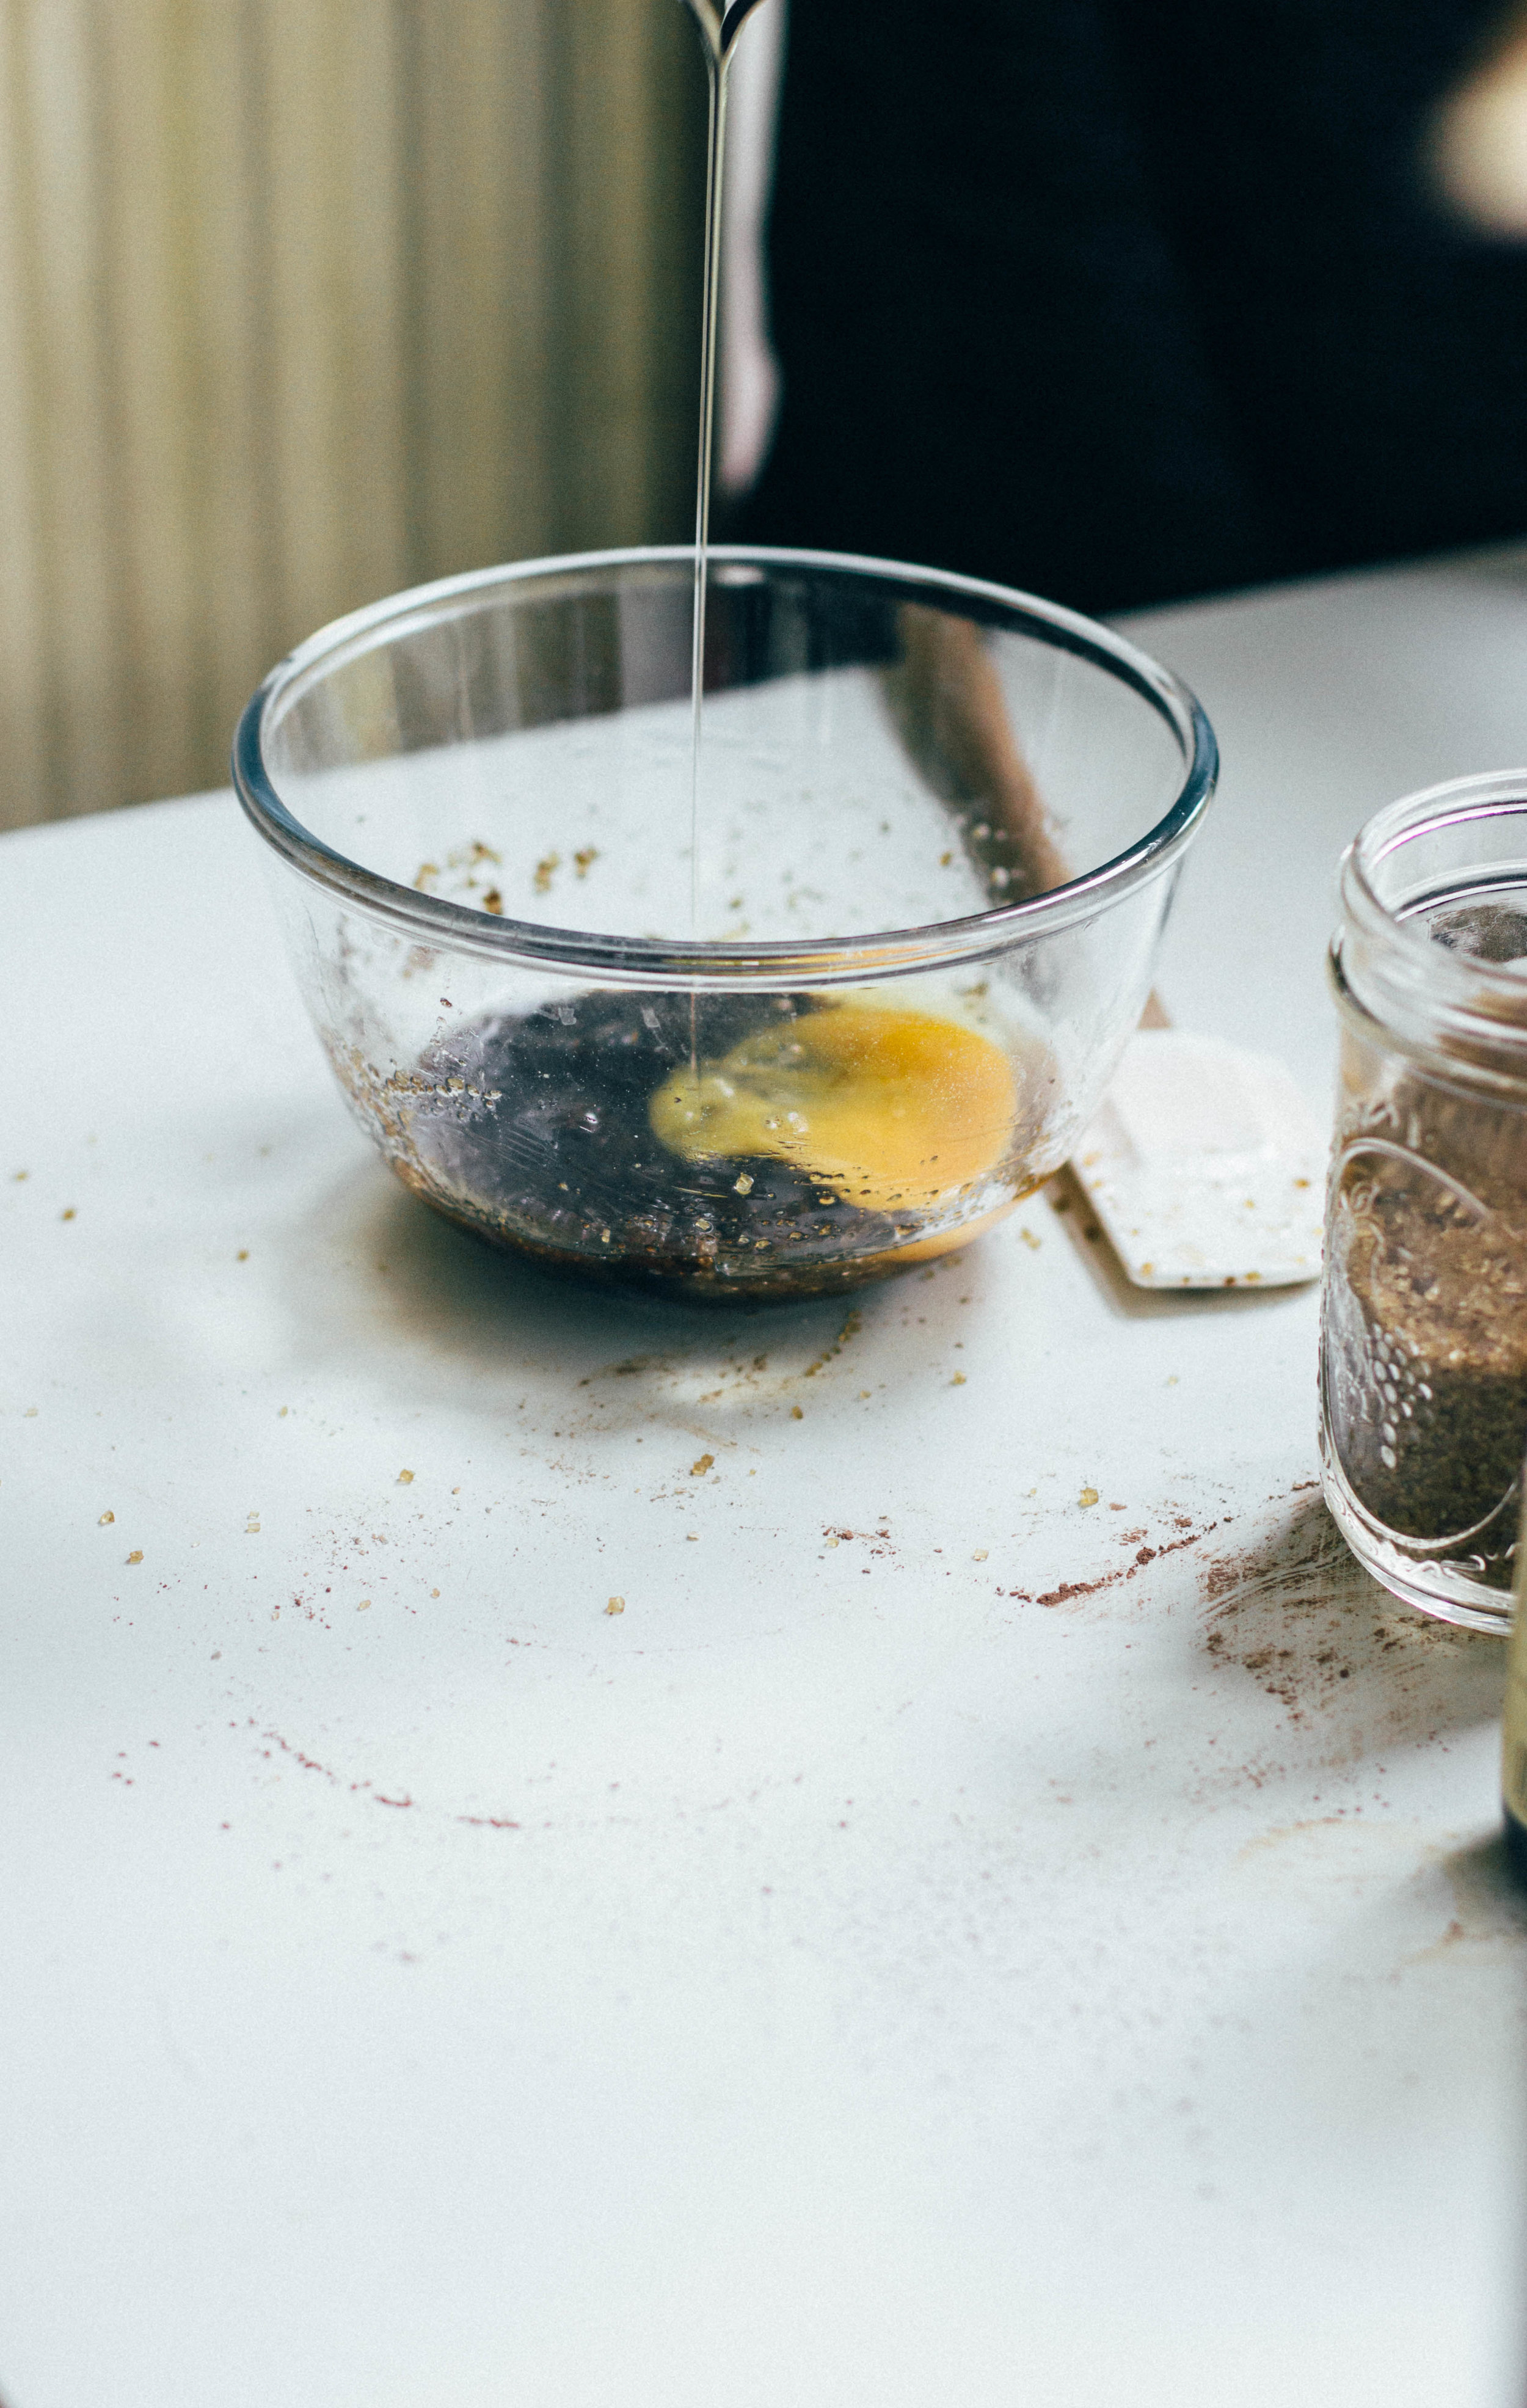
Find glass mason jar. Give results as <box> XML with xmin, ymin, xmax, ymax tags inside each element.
<box><xmin>1322</xmin><ymin>770</ymin><xmax>1527</xmax><ymax>1634</ymax></box>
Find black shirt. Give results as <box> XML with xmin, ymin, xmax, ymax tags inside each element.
<box><xmin>743</xmin><ymin>0</ymin><xmax>1527</xmax><ymax>612</ymax></box>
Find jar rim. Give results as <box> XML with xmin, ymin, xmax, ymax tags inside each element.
<box><xmin>1337</xmin><ymin>768</ymin><xmax>1527</xmax><ymax>1079</ymax></box>
<box><xmin>1328</xmin><ymin>933</ymin><xmax>1527</xmax><ymax>1102</ymax></box>
<box><xmin>232</xmin><ymin>542</ymin><xmax>1219</xmax><ymax>987</ymax></box>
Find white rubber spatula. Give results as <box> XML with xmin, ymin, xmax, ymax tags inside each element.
<box><xmin>876</xmin><ymin>627</ymin><xmax>1326</xmax><ymax>1289</ymax></box>
<box><xmin>1070</xmin><ymin>1029</ymin><xmax>1327</xmax><ymax>1290</ymax></box>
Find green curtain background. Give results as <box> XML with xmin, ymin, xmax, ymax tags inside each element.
<box><xmin>0</xmin><ymin>0</ymin><xmax>705</xmax><ymax>828</ymax></box>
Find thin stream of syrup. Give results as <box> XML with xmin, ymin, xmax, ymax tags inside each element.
<box><xmin>681</xmin><ymin>0</ymin><xmax>769</xmax><ymax>1062</ymax></box>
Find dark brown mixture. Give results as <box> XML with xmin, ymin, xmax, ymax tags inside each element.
<box><xmin>386</xmin><ymin>991</ymin><xmax>983</xmax><ymax>1300</ymax></box>
<box><xmin>1324</xmin><ymin>993</ymin><xmax>1527</xmax><ymax>1586</ymax></box>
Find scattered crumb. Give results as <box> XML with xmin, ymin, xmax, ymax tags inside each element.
<box><xmin>60</xmin><ymin>1207</ymin><xmax>75</xmax><ymax>1222</ymax></box>
<box><xmin>533</xmin><ymin>852</ymin><xmax>559</xmax><ymax>892</ymax></box>
<box><xmin>691</xmin><ymin>1453</ymin><xmax>715</xmax><ymax>1476</ymax></box>
<box><xmin>431</xmin><ymin>1588</ymin><xmax>440</xmax><ymax>1598</ymax></box>
<box><xmin>1021</xmin><ymin>1227</ymin><xmax>1042</xmax><ymax>1250</ymax></box>
<box><xmin>1079</xmin><ymin>1487</ymin><xmax>1099</xmax><ymax>1508</ymax></box>
<box><xmin>685</xmin><ymin>1532</ymin><xmax>699</xmax><ymax>1542</ymax></box>
<box><xmin>1109</xmin><ymin>1501</ymin><xmax>1126</xmax><ymax>1511</ymax></box>
<box><xmin>734</xmin><ymin>1172</ymin><xmax>754</xmax><ymax>1195</ymax></box>
<box><xmin>24</xmin><ymin>1407</ymin><xmax>37</xmax><ymax>1418</ymax></box>
<box><xmin>246</xmin><ymin>1515</ymin><xmax>260</xmax><ymax>1535</ymax></box>
<box><xmin>606</xmin><ymin>1596</ymin><xmax>625</xmax><ymax>1615</ymax></box>
<box><xmin>236</xmin><ymin>1248</ymin><xmax>249</xmax><ymax>1261</ymax></box>
<box><xmin>98</xmin><ymin>1509</ymin><xmax>114</xmax><ymax>1525</ymax></box>
<box><xmin>790</xmin><ymin>1405</ymin><xmax>804</xmax><ymax>1420</ymax></box>
<box><xmin>279</xmin><ymin>1406</ymin><xmax>288</xmax><ymax>1417</ymax></box>
<box><xmin>11</xmin><ymin>1170</ymin><xmax>26</xmax><ymax>1181</ymax></box>
<box><xmin>483</xmin><ymin>888</ymin><xmax>503</xmax><ymax>914</ymax></box>
<box><xmin>803</xmin><ymin>1308</ymin><xmax>863</xmax><ymax>1380</ymax></box>
<box><xmin>414</xmin><ymin>861</ymin><xmax>440</xmax><ymax>890</ymax></box>
<box><xmin>357</xmin><ymin>1599</ymin><xmax>371</xmax><ymax>1612</ymax></box>
<box><xmin>950</xmin><ymin>1372</ymin><xmax>967</xmax><ymax>1386</ymax></box>
<box><xmin>397</xmin><ymin>1469</ymin><xmax>415</xmax><ymax>1485</ymax></box>
<box><xmin>859</xmin><ymin>1389</ymin><xmax>871</xmax><ymax>1399</ymax></box>
<box><xmin>574</xmin><ymin>846</ymin><xmax>598</xmax><ymax>876</ymax></box>
<box><xmin>939</xmin><ymin>850</ymin><xmax>953</xmax><ymax>866</ymax></box>
<box><xmin>826</xmin><ymin>1535</ymin><xmax>839</xmax><ymax>1549</ymax></box>
<box><xmin>973</xmin><ymin>1549</ymin><xmax>988</xmax><ymax>1561</ymax></box>
<box><xmin>126</xmin><ymin>1550</ymin><xmax>143</xmax><ymax>1566</ymax></box>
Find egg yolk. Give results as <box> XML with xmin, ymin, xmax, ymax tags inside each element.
<box><xmin>648</xmin><ymin>1002</ymin><xmax>1017</xmax><ymax>1212</ymax></box>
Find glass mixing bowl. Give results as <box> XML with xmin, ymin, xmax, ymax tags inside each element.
<box><xmin>235</xmin><ymin>546</ymin><xmax>1217</xmax><ymax>1301</ymax></box>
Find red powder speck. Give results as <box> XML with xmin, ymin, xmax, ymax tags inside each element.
<box><xmin>1030</xmin><ymin>1520</ymin><xmax>1218</xmax><ymax>1608</ymax></box>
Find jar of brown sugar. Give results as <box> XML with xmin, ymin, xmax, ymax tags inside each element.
<box><xmin>1322</xmin><ymin>770</ymin><xmax>1527</xmax><ymax>1634</ymax></box>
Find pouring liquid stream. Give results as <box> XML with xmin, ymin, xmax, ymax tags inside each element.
<box><xmin>651</xmin><ymin>2</ymin><xmax>1026</xmax><ymax>1264</ymax></box>
<box><xmin>682</xmin><ymin>0</ymin><xmax>769</xmax><ymax>1066</ymax></box>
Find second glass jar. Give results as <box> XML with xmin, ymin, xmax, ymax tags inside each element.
<box><xmin>1321</xmin><ymin>769</ymin><xmax>1527</xmax><ymax>1635</ymax></box>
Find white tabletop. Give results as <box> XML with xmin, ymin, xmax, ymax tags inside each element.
<box><xmin>4</xmin><ymin>547</ymin><xmax>1527</xmax><ymax>2408</ymax></box>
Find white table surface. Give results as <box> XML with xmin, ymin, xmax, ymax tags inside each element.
<box><xmin>4</xmin><ymin>547</ymin><xmax>1527</xmax><ymax>2408</ymax></box>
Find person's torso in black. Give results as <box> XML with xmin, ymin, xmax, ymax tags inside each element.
<box><xmin>743</xmin><ymin>0</ymin><xmax>1527</xmax><ymax>611</ymax></box>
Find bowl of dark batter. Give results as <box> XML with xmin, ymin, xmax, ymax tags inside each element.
<box><xmin>235</xmin><ymin>547</ymin><xmax>1216</xmax><ymax>1300</ymax></box>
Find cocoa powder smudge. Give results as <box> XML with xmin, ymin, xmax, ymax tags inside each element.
<box><xmin>1007</xmin><ymin>1519</ymin><xmax>1219</xmax><ymax>1607</ymax></box>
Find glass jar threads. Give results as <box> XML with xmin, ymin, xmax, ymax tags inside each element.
<box><xmin>1321</xmin><ymin>770</ymin><xmax>1527</xmax><ymax>1635</ymax></box>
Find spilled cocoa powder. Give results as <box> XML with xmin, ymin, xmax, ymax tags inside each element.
<box><xmin>1200</xmin><ymin>1497</ymin><xmax>1478</xmax><ymax>1731</ymax></box>
<box><xmin>823</xmin><ymin>1522</ymin><xmax>897</xmax><ymax>1563</ymax></box>
<box><xmin>249</xmin><ymin>1723</ymin><xmax>525</xmax><ymax>1826</ymax></box>
<box><xmin>1002</xmin><ymin>1516</ymin><xmax>1220</xmax><ymax>1607</ymax></box>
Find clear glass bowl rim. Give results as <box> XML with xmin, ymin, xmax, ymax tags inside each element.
<box><xmin>233</xmin><ymin>542</ymin><xmax>1219</xmax><ymax>989</ymax></box>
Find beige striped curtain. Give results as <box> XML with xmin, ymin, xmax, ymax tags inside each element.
<box><xmin>0</xmin><ymin>0</ymin><xmax>704</xmax><ymax>830</ymax></box>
